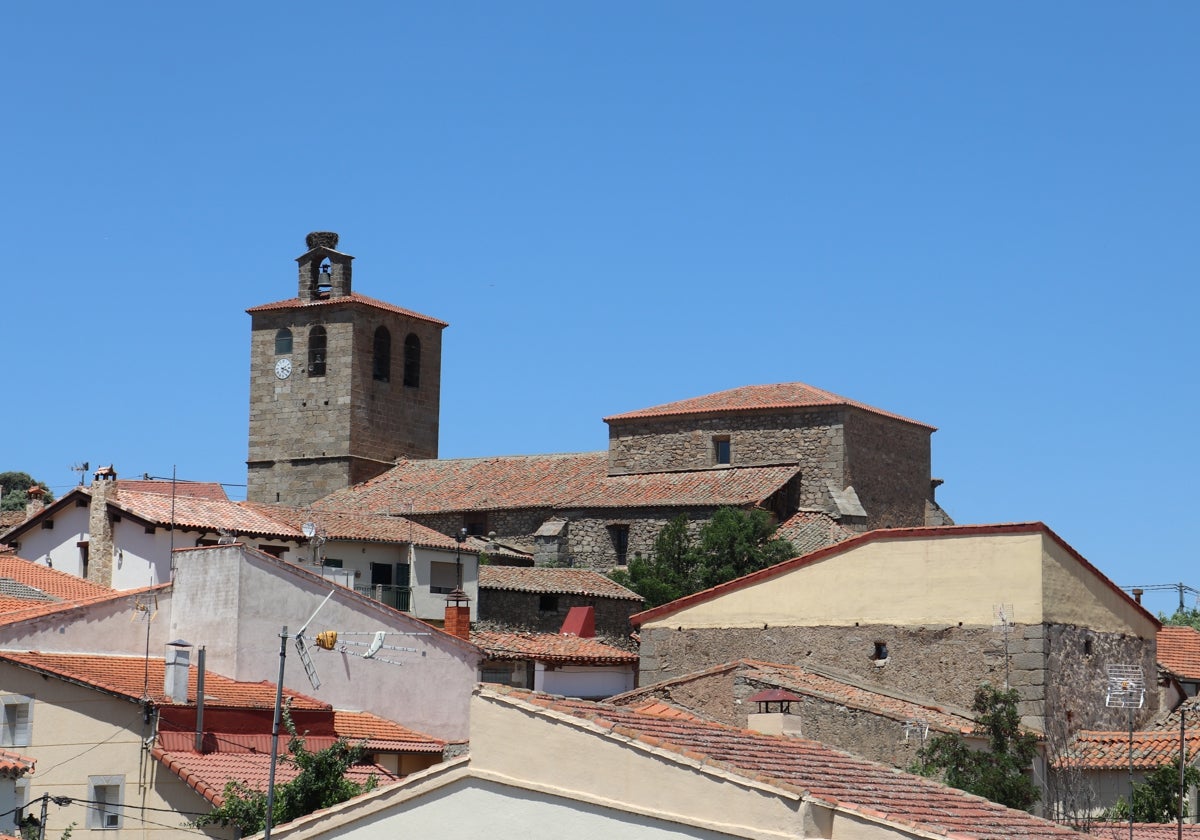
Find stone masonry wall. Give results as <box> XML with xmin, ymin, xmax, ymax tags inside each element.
<box><xmin>479</xmin><ymin>589</ymin><xmax>641</xmax><ymax>638</ymax></box>
<box><xmin>842</xmin><ymin>409</ymin><xmax>932</xmax><ymax>530</ymax></box>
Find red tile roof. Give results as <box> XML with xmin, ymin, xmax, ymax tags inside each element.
<box><xmin>484</xmin><ymin>687</ymin><xmax>1082</xmax><ymax>840</ymax></box>
<box><xmin>153</xmin><ymin>743</ymin><xmax>399</xmax><ymax>806</ymax></box>
<box><xmin>314</xmin><ymin>452</ymin><xmax>801</xmax><ymax>514</ymax></box>
<box><xmin>1091</xmin><ymin>825</ymin><xmax>1200</xmax><ymax>839</ymax></box>
<box><xmin>107</xmin><ymin>490</ymin><xmax>302</xmax><ymax>539</ymax></box>
<box><xmin>246</xmin><ymin>292</ymin><xmax>449</xmax><ymax>328</ymax></box>
<box><xmin>632</xmin><ymin>522</ymin><xmax>1158</xmax><ymax>629</ymax></box>
<box><xmin>0</xmin><ymin>651</ymin><xmax>328</xmax><ymax>710</ymax></box>
<box><xmin>472</xmin><ymin>631</ymin><xmax>637</xmax><ymax>665</ymax></box>
<box><xmin>0</xmin><ymin>555</ymin><xmax>115</xmax><ymax>602</ymax></box>
<box><xmin>0</xmin><ymin>750</ymin><xmax>34</xmax><ymax>778</ymax></box>
<box><xmin>247</xmin><ymin>505</ymin><xmax>484</xmax><ymax>553</ymax></box>
<box><xmin>1157</xmin><ymin>626</ymin><xmax>1200</xmax><ymax>681</ymax></box>
<box><xmin>603</xmin><ymin>382</ymin><xmax>936</xmax><ymax>430</ymax></box>
<box><xmin>478</xmin><ymin>567</ymin><xmax>641</xmax><ymax>601</ymax></box>
<box><xmin>332</xmin><ymin>711</ymin><xmax>446</xmax><ymax>753</ymax></box>
<box><xmin>774</xmin><ymin>510</ymin><xmax>858</xmax><ymax>556</ymax></box>
<box><xmin>1058</xmin><ymin>729</ymin><xmax>1200</xmax><ymax>771</ymax></box>
<box><xmin>115</xmin><ymin>480</ymin><xmax>229</xmax><ymax>500</ymax></box>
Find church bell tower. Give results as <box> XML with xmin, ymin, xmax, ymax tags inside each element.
<box><xmin>246</xmin><ymin>232</ymin><xmax>447</xmax><ymax>506</ymax></box>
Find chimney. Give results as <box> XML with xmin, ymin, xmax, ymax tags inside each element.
<box><xmin>1132</xmin><ymin>588</ymin><xmax>1144</xmax><ymax>605</ymax></box>
<box><xmin>560</xmin><ymin>606</ymin><xmax>596</xmax><ymax>638</ymax></box>
<box><xmin>164</xmin><ymin>640</ymin><xmax>192</xmax><ymax>704</ymax></box>
<box><xmin>24</xmin><ymin>486</ymin><xmax>46</xmax><ymax>520</ymax></box>
<box><xmin>444</xmin><ymin>590</ymin><xmax>471</xmax><ymax>642</ymax></box>
<box><xmin>87</xmin><ymin>466</ymin><xmax>118</xmax><ymax>587</ymax></box>
<box><xmin>745</xmin><ymin>689</ymin><xmax>804</xmax><ymax>737</ymax></box>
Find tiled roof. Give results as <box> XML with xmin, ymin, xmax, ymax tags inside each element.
<box><xmin>484</xmin><ymin>687</ymin><xmax>1082</xmax><ymax>840</ymax></box>
<box><xmin>1150</xmin><ymin>694</ymin><xmax>1200</xmax><ymax>732</ymax></box>
<box><xmin>602</xmin><ymin>382</ymin><xmax>936</xmax><ymax>430</ymax></box>
<box><xmin>1058</xmin><ymin>729</ymin><xmax>1200</xmax><ymax>770</ymax></box>
<box><xmin>314</xmin><ymin>452</ymin><xmax>800</xmax><ymax>514</ymax></box>
<box><xmin>0</xmin><ymin>750</ymin><xmax>34</xmax><ymax>778</ymax></box>
<box><xmin>247</xmin><ymin>505</ymin><xmax>488</xmax><ymax>554</ymax></box>
<box><xmin>115</xmin><ymin>480</ymin><xmax>229</xmax><ymax>500</ymax></box>
<box><xmin>478</xmin><ymin>567</ymin><xmax>642</xmax><ymax>601</ymax></box>
<box><xmin>774</xmin><ymin>510</ymin><xmax>857</xmax><ymax>556</ymax></box>
<box><xmin>1091</xmin><ymin>825</ymin><xmax>1200</xmax><ymax>839</ymax></box>
<box><xmin>333</xmin><ymin>711</ymin><xmax>446</xmax><ymax>753</ymax></box>
<box><xmin>0</xmin><ymin>651</ymin><xmax>328</xmax><ymax>710</ymax></box>
<box><xmin>1157</xmin><ymin>626</ymin><xmax>1200</xmax><ymax>680</ymax></box>
<box><xmin>246</xmin><ymin>292</ymin><xmax>449</xmax><ymax>328</ymax></box>
<box><xmin>632</xmin><ymin>522</ymin><xmax>1158</xmax><ymax>629</ymax></box>
<box><xmin>472</xmin><ymin>631</ymin><xmax>638</xmax><ymax>665</ymax></box>
<box><xmin>153</xmin><ymin>743</ymin><xmax>399</xmax><ymax>806</ymax></box>
<box><xmin>0</xmin><ymin>511</ymin><xmax>26</xmax><ymax>531</ymax></box>
<box><xmin>0</xmin><ymin>556</ymin><xmax>114</xmax><ymax>602</ymax></box>
<box><xmin>106</xmin><ymin>490</ymin><xmax>302</xmax><ymax>539</ymax></box>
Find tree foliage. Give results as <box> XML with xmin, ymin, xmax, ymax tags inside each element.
<box><xmin>610</xmin><ymin>508</ymin><xmax>795</xmax><ymax>608</ymax></box>
<box><xmin>1104</xmin><ymin>758</ymin><xmax>1200</xmax><ymax>823</ymax></box>
<box><xmin>1160</xmin><ymin>607</ymin><xmax>1200</xmax><ymax>631</ymax></box>
<box><xmin>912</xmin><ymin>684</ymin><xmax>1041</xmax><ymax>811</ymax></box>
<box><xmin>0</xmin><ymin>472</ymin><xmax>54</xmax><ymax>512</ymax></box>
<box><xmin>194</xmin><ymin>709</ymin><xmax>377</xmax><ymax>835</ymax></box>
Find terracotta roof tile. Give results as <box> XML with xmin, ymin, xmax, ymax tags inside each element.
<box><xmin>1091</xmin><ymin>824</ymin><xmax>1200</xmax><ymax>839</ymax></box>
<box><xmin>478</xmin><ymin>567</ymin><xmax>641</xmax><ymax>601</ymax></box>
<box><xmin>332</xmin><ymin>710</ymin><xmax>446</xmax><ymax>753</ymax></box>
<box><xmin>1058</xmin><ymin>729</ymin><xmax>1200</xmax><ymax>770</ymax></box>
<box><xmin>115</xmin><ymin>480</ymin><xmax>229</xmax><ymax>500</ymax></box>
<box><xmin>1158</xmin><ymin>626</ymin><xmax>1200</xmax><ymax>680</ymax></box>
<box><xmin>0</xmin><ymin>556</ymin><xmax>115</xmax><ymax>602</ymax></box>
<box><xmin>602</xmin><ymin>382</ymin><xmax>936</xmax><ymax>430</ymax></box>
<box><xmin>314</xmin><ymin>452</ymin><xmax>800</xmax><ymax>514</ymax></box>
<box><xmin>0</xmin><ymin>651</ymin><xmax>328</xmax><ymax>710</ymax></box>
<box><xmin>0</xmin><ymin>750</ymin><xmax>34</xmax><ymax>778</ymax></box>
<box><xmin>485</xmin><ymin>687</ymin><xmax>1081</xmax><ymax>840</ymax></box>
<box><xmin>472</xmin><ymin>631</ymin><xmax>638</xmax><ymax>665</ymax></box>
<box><xmin>246</xmin><ymin>292</ymin><xmax>449</xmax><ymax>328</ymax></box>
<box><xmin>106</xmin><ymin>490</ymin><xmax>302</xmax><ymax>539</ymax></box>
<box><xmin>774</xmin><ymin>510</ymin><xmax>858</xmax><ymax>556</ymax></box>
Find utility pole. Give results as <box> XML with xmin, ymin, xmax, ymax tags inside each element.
<box><xmin>37</xmin><ymin>793</ymin><xmax>48</xmax><ymax>840</ymax></box>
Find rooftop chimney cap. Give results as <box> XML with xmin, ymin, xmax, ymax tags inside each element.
<box><xmin>94</xmin><ymin>465</ymin><xmax>118</xmax><ymax>481</ymax></box>
<box><xmin>306</xmin><ymin>231</ymin><xmax>339</xmax><ymax>250</ymax></box>
<box><xmin>167</xmin><ymin>639</ymin><xmax>193</xmax><ymax>648</ymax></box>
<box><xmin>27</xmin><ymin>486</ymin><xmax>44</xmax><ymax>498</ymax></box>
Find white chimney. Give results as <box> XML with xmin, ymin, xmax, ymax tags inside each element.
<box><xmin>164</xmin><ymin>640</ymin><xmax>192</xmax><ymax>704</ymax></box>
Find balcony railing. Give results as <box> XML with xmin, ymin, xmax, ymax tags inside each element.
<box><xmin>355</xmin><ymin>584</ymin><xmax>411</xmax><ymax>612</ymax></box>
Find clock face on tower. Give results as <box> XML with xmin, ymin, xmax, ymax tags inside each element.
<box><xmin>274</xmin><ymin>358</ymin><xmax>293</xmax><ymax>380</ymax></box>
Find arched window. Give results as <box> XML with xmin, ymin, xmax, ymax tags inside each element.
<box><xmin>373</xmin><ymin>326</ymin><xmax>391</xmax><ymax>382</ymax></box>
<box><xmin>308</xmin><ymin>326</ymin><xmax>327</xmax><ymax>376</ymax></box>
<box><xmin>403</xmin><ymin>333</ymin><xmax>421</xmax><ymax>387</ymax></box>
<box><xmin>275</xmin><ymin>328</ymin><xmax>293</xmax><ymax>355</ymax></box>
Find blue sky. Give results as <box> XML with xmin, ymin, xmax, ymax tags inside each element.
<box><xmin>4</xmin><ymin>4</ymin><xmax>1196</xmax><ymax>616</ymax></box>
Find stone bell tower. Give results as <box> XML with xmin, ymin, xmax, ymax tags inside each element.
<box><xmin>246</xmin><ymin>232</ymin><xmax>448</xmax><ymax>506</ymax></box>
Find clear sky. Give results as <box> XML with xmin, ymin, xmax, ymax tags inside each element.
<box><xmin>4</xmin><ymin>4</ymin><xmax>1196</xmax><ymax>617</ymax></box>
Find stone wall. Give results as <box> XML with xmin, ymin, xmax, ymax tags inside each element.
<box><xmin>638</xmin><ymin>622</ymin><xmax>1156</xmax><ymax>732</ymax></box>
<box><xmin>842</xmin><ymin>409</ymin><xmax>932</xmax><ymax>530</ymax></box>
<box><xmin>479</xmin><ymin>589</ymin><xmax>641</xmax><ymax>638</ymax></box>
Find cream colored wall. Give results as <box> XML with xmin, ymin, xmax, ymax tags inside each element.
<box><xmin>1040</xmin><ymin>539</ymin><xmax>1156</xmax><ymax>636</ymax></box>
<box><xmin>0</xmin><ymin>663</ymin><xmax>219</xmax><ymax>840</ymax></box>
<box><xmin>643</xmin><ymin>533</ymin><xmax>1049</xmax><ymax>629</ymax></box>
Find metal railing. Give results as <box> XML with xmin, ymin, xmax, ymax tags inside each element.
<box><xmin>354</xmin><ymin>584</ymin><xmax>411</xmax><ymax>612</ymax></box>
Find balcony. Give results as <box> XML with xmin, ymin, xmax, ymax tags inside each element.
<box><xmin>355</xmin><ymin>583</ymin><xmax>411</xmax><ymax>613</ymax></box>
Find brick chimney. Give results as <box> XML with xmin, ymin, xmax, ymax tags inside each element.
<box><xmin>444</xmin><ymin>590</ymin><xmax>471</xmax><ymax>642</ymax></box>
<box><xmin>88</xmin><ymin>466</ymin><xmax>118</xmax><ymax>587</ymax></box>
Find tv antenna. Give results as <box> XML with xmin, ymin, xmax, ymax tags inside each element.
<box><xmin>316</xmin><ymin>629</ymin><xmax>431</xmax><ymax>667</ymax></box>
<box><xmin>902</xmin><ymin>719</ymin><xmax>929</xmax><ymax>744</ymax></box>
<box><xmin>70</xmin><ymin>462</ymin><xmax>89</xmax><ymax>485</ymax></box>
<box><xmin>293</xmin><ymin>590</ymin><xmax>335</xmax><ymax>690</ymax></box>
<box><xmin>993</xmin><ymin>604</ymin><xmax>1014</xmax><ymax>689</ymax></box>
<box><xmin>1104</xmin><ymin>663</ymin><xmax>1145</xmax><ymax>840</ymax></box>
<box><xmin>301</xmin><ymin>521</ymin><xmax>327</xmax><ymax>566</ymax></box>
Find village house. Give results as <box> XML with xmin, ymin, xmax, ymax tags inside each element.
<box><xmin>477</xmin><ymin>565</ymin><xmax>642</xmax><ymax>638</ymax></box>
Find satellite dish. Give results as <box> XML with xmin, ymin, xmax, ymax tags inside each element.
<box><xmin>301</xmin><ymin>522</ymin><xmax>317</xmax><ymax>539</ymax></box>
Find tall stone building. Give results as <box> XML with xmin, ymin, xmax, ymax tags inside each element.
<box><xmin>246</xmin><ymin>232</ymin><xmax>447</xmax><ymax>506</ymax></box>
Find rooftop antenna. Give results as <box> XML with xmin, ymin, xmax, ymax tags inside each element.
<box><xmin>902</xmin><ymin>719</ymin><xmax>929</xmax><ymax>744</ymax></box>
<box><xmin>317</xmin><ymin>629</ymin><xmax>431</xmax><ymax>667</ymax></box>
<box><xmin>993</xmin><ymin>604</ymin><xmax>1014</xmax><ymax>690</ymax></box>
<box><xmin>1105</xmin><ymin>663</ymin><xmax>1145</xmax><ymax>840</ymax></box>
<box><xmin>70</xmin><ymin>462</ymin><xmax>89</xmax><ymax>485</ymax></box>
<box><xmin>301</xmin><ymin>521</ymin><xmax>327</xmax><ymax>565</ymax></box>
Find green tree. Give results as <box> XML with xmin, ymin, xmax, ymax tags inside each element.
<box><xmin>194</xmin><ymin>709</ymin><xmax>377</xmax><ymax>835</ymax></box>
<box><xmin>0</xmin><ymin>472</ymin><xmax>54</xmax><ymax>512</ymax></box>
<box><xmin>912</xmin><ymin>684</ymin><xmax>1041</xmax><ymax>811</ymax></box>
<box><xmin>610</xmin><ymin>508</ymin><xmax>794</xmax><ymax>608</ymax></box>
<box><xmin>1160</xmin><ymin>607</ymin><xmax>1200</xmax><ymax>631</ymax></box>
<box><xmin>1104</xmin><ymin>758</ymin><xmax>1200</xmax><ymax>823</ymax></box>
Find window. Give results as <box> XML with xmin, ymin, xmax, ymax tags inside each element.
<box><xmin>0</xmin><ymin>697</ymin><xmax>31</xmax><ymax>747</ymax></box>
<box><xmin>308</xmin><ymin>326</ymin><xmax>327</xmax><ymax>376</ymax></box>
<box><xmin>40</xmin><ymin>520</ymin><xmax>53</xmax><ymax>530</ymax></box>
<box><xmin>873</xmin><ymin>641</ymin><xmax>889</xmax><ymax>661</ymax></box>
<box><xmin>713</xmin><ymin>436</ymin><xmax>731</xmax><ymax>465</ymax></box>
<box><xmin>373</xmin><ymin>326</ymin><xmax>391</xmax><ymax>382</ymax></box>
<box><xmin>88</xmin><ymin>776</ymin><xmax>123</xmax><ymax>829</ymax></box>
<box><xmin>463</xmin><ymin>512</ymin><xmax>488</xmax><ymax>537</ymax></box>
<box><xmin>403</xmin><ymin>333</ymin><xmax>421</xmax><ymax>387</ymax></box>
<box><xmin>609</xmin><ymin>525</ymin><xmax>630</xmax><ymax>566</ymax></box>
<box><xmin>430</xmin><ymin>561</ymin><xmax>459</xmax><ymax>595</ymax></box>
<box><xmin>322</xmin><ymin>558</ymin><xmax>343</xmax><ymax>569</ymax></box>
<box><xmin>258</xmin><ymin>545</ymin><xmax>288</xmax><ymax>559</ymax></box>
<box><xmin>539</xmin><ymin>595</ymin><xmax>559</xmax><ymax>614</ymax></box>
<box><xmin>275</xmin><ymin>328</ymin><xmax>293</xmax><ymax>355</ymax></box>
<box><xmin>78</xmin><ymin>542</ymin><xmax>89</xmax><ymax>579</ymax></box>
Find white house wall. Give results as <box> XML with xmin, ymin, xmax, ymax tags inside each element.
<box><xmin>0</xmin><ymin>591</ymin><xmax>174</xmax><ymax>658</ymax></box>
<box><xmin>168</xmin><ymin>545</ymin><xmax>479</xmax><ymax>741</ymax></box>
<box><xmin>535</xmin><ymin>663</ymin><xmax>635</xmax><ymax>699</ymax></box>
<box><xmin>12</xmin><ymin>506</ymin><xmax>91</xmax><ymax>575</ymax></box>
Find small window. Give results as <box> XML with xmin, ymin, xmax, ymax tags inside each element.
<box><xmin>609</xmin><ymin>525</ymin><xmax>630</xmax><ymax>566</ymax></box>
<box><xmin>373</xmin><ymin>326</ymin><xmax>391</xmax><ymax>382</ymax></box>
<box><xmin>539</xmin><ymin>595</ymin><xmax>559</xmax><ymax>614</ymax></box>
<box><xmin>41</xmin><ymin>520</ymin><xmax>53</xmax><ymax>530</ymax></box>
<box><xmin>275</xmin><ymin>328</ymin><xmax>293</xmax><ymax>355</ymax></box>
<box><xmin>430</xmin><ymin>561</ymin><xmax>458</xmax><ymax>595</ymax></box>
<box><xmin>88</xmin><ymin>776</ymin><xmax>123</xmax><ymax>829</ymax></box>
<box><xmin>258</xmin><ymin>545</ymin><xmax>288</xmax><ymax>559</ymax></box>
<box><xmin>873</xmin><ymin>641</ymin><xmax>889</xmax><ymax>661</ymax></box>
<box><xmin>308</xmin><ymin>326</ymin><xmax>327</xmax><ymax>376</ymax></box>
<box><xmin>1084</xmin><ymin>639</ymin><xmax>1094</xmax><ymax>656</ymax></box>
<box><xmin>464</xmin><ymin>512</ymin><xmax>488</xmax><ymax>537</ymax></box>
<box><xmin>713</xmin><ymin>437</ymin><xmax>731</xmax><ymax>465</ymax></box>
<box><xmin>0</xmin><ymin>697</ymin><xmax>32</xmax><ymax>747</ymax></box>
<box><xmin>403</xmin><ymin>333</ymin><xmax>421</xmax><ymax>387</ymax></box>
<box><xmin>79</xmin><ymin>542</ymin><xmax>89</xmax><ymax>579</ymax></box>
<box><xmin>322</xmin><ymin>558</ymin><xmax>343</xmax><ymax>569</ymax></box>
